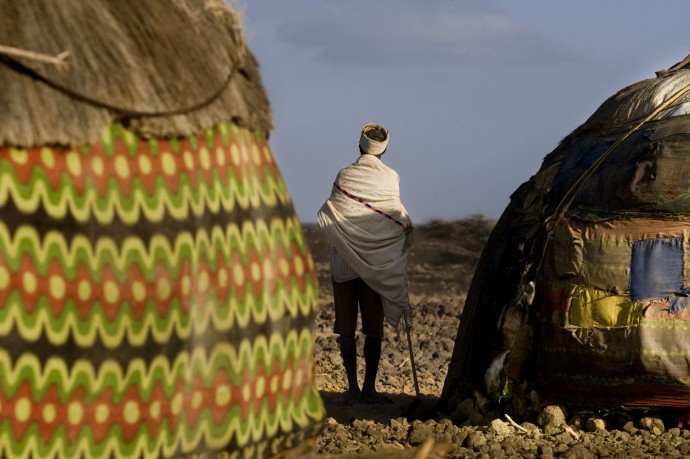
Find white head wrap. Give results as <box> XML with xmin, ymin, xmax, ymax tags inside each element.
<box><xmin>359</xmin><ymin>123</ymin><xmax>389</xmax><ymax>155</ymax></box>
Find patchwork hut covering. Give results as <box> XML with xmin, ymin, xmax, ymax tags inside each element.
<box><xmin>442</xmin><ymin>55</ymin><xmax>690</xmax><ymax>412</ymax></box>
<box><xmin>0</xmin><ymin>1</ymin><xmax>323</xmax><ymax>458</ymax></box>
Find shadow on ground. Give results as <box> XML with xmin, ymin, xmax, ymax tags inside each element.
<box><xmin>319</xmin><ymin>391</ymin><xmax>440</xmax><ymax>424</ymax></box>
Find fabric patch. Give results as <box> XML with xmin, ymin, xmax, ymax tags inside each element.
<box><xmin>557</xmin><ymin>218</ymin><xmax>633</xmax><ymax>294</ymax></box>
<box><xmin>630</xmin><ymin>237</ymin><xmax>683</xmax><ymax>302</ymax></box>
<box><xmin>642</xmin><ymin>300</ymin><xmax>690</xmax><ymax>322</ymax></box>
<box><xmin>670</xmin><ymin>295</ymin><xmax>690</xmax><ymax>314</ymax></box>
<box><xmin>553</xmin><ymin>221</ymin><xmax>583</xmax><ymax>278</ymax></box>
<box><xmin>566</xmin><ymin>285</ymin><xmax>641</xmax><ymax>329</ymax></box>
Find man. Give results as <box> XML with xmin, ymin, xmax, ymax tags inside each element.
<box><xmin>317</xmin><ymin>123</ymin><xmax>413</xmax><ymax>404</ymax></box>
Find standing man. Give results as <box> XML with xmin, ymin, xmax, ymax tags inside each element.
<box><xmin>317</xmin><ymin>123</ymin><xmax>413</xmax><ymax>404</ymax></box>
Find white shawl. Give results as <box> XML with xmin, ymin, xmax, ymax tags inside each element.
<box><xmin>317</xmin><ymin>154</ymin><xmax>412</xmax><ymax>327</ymax></box>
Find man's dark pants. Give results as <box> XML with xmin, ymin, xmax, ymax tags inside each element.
<box><xmin>332</xmin><ymin>277</ymin><xmax>384</xmax><ymax>401</ymax></box>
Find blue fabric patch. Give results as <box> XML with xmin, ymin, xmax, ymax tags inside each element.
<box><xmin>630</xmin><ymin>237</ymin><xmax>683</xmax><ymax>303</ymax></box>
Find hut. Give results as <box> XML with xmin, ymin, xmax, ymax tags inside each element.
<box><xmin>0</xmin><ymin>1</ymin><xmax>323</xmax><ymax>457</ymax></box>
<box><xmin>442</xmin><ymin>55</ymin><xmax>690</xmax><ymax>417</ymax></box>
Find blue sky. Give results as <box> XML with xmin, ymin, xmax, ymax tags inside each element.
<box><xmin>234</xmin><ymin>1</ymin><xmax>690</xmax><ymax>222</ymax></box>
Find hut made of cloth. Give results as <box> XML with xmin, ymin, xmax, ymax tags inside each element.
<box><xmin>0</xmin><ymin>1</ymin><xmax>324</xmax><ymax>457</ymax></box>
<box><xmin>441</xmin><ymin>54</ymin><xmax>690</xmax><ymax>415</ymax></box>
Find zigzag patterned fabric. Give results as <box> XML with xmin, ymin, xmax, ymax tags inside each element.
<box><xmin>0</xmin><ymin>122</ymin><xmax>324</xmax><ymax>458</ymax></box>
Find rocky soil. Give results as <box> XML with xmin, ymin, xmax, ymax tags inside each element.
<box><xmin>303</xmin><ymin>218</ymin><xmax>690</xmax><ymax>458</ymax></box>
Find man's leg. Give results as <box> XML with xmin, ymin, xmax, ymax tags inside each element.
<box><xmin>339</xmin><ymin>335</ymin><xmax>359</xmax><ymax>402</ymax></box>
<box><xmin>332</xmin><ymin>277</ymin><xmax>361</xmax><ymax>404</ymax></box>
<box><xmin>362</xmin><ymin>335</ymin><xmax>382</xmax><ymax>399</ymax></box>
<box><xmin>357</xmin><ymin>279</ymin><xmax>387</xmax><ymax>403</ymax></box>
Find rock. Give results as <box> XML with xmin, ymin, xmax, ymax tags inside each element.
<box><xmin>639</xmin><ymin>416</ymin><xmax>665</xmax><ymax>434</ymax></box>
<box><xmin>453</xmin><ymin>447</ymin><xmax>476</xmax><ymax>458</ymax></box>
<box><xmin>538</xmin><ymin>405</ymin><xmax>568</xmax><ymax>428</ymax></box>
<box><xmin>538</xmin><ymin>444</ymin><xmax>554</xmax><ymax>458</ymax></box>
<box><xmin>351</xmin><ymin>419</ymin><xmax>371</xmax><ymax>432</ymax></box>
<box><xmin>437</xmin><ymin>417</ymin><xmax>453</xmax><ymax>433</ymax></box>
<box><xmin>678</xmin><ymin>441</ymin><xmax>690</xmax><ymax>455</ymax></box>
<box><xmin>434</xmin><ymin>432</ymin><xmax>452</xmax><ymax>444</ymax></box>
<box><xmin>490</xmin><ymin>418</ymin><xmax>512</xmax><ymax>436</ymax></box>
<box><xmin>408</xmin><ymin>421</ymin><xmax>433</xmax><ymax>446</ymax></box>
<box><xmin>555</xmin><ymin>443</ymin><xmax>568</xmax><ymax>454</ymax></box>
<box><xmin>562</xmin><ymin>444</ymin><xmax>593</xmax><ymax>459</ymax></box>
<box><xmin>543</xmin><ymin>425</ymin><xmax>560</xmax><ymax>436</ymax></box>
<box><xmin>555</xmin><ymin>431</ymin><xmax>576</xmax><ymax>445</ymax></box>
<box><xmin>613</xmin><ymin>430</ymin><xmax>630</xmax><ymax>442</ymax></box>
<box><xmin>522</xmin><ymin>421</ymin><xmax>540</xmax><ymax>432</ymax></box>
<box><xmin>334</xmin><ymin>428</ymin><xmax>350</xmax><ymax>444</ymax></box>
<box><xmin>394</xmin><ymin>417</ymin><xmax>410</xmax><ymax>429</ymax></box>
<box><xmin>325</xmin><ymin>417</ymin><xmax>338</xmax><ymax>426</ymax></box>
<box><xmin>389</xmin><ymin>418</ymin><xmax>408</xmax><ymax>441</ymax></box>
<box><xmin>622</xmin><ymin>447</ymin><xmax>647</xmax><ymax>458</ymax></box>
<box><xmin>433</xmin><ymin>418</ymin><xmax>455</xmax><ymax>444</ymax></box>
<box><xmin>365</xmin><ymin>423</ymin><xmax>385</xmax><ymax>441</ymax></box>
<box><xmin>464</xmin><ymin>431</ymin><xmax>487</xmax><ymax>449</ymax></box>
<box><xmin>596</xmin><ymin>446</ymin><xmax>612</xmax><ymax>457</ymax></box>
<box><xmin>623</xmin><ymin>420</ymin><xmax>638</xmax><ymax>434</ymax></box>
<box><xmin>586</xmin><ymin>417</ymin><xmax>607</xmax><ymax>432</ymax></box>
<box><xmin>452</xmin><ymin>429</ymin><xmax>469</xmax><ymax>446</ymax></box>
<box><xmin>660</xmin><ymin>441</ymin><xmax>678</xmax><ymax>455</ymax></box>
<box><xmin>488</xmin><ymin>442</ymin><xmax>506</xmax><ymax>458</ymax></box>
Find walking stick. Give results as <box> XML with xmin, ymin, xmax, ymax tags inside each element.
<box><xmin>402</xmin><ymin>310</ymin><xmax>421</xmax><ymax>417</ymax></box>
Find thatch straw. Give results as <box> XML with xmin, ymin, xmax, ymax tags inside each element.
<box><xmin>0</xmin><ymin>0</ymin><xmax>271</xmax><ymax>148</ymax></box>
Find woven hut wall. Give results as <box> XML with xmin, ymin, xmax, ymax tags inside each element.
<box><xmin>0</xmin><ymin>1</ymin><xmax>324</xmax><ymax>457</ymax></box>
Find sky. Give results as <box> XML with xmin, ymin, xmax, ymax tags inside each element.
<box><xmin>233</xmin><ymin>1</ymin><xmax>690</xmax><ymax>223</ymax></box>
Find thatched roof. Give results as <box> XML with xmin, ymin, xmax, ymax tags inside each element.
<box><xmin>0</xmin><ymin>0</ymin><xmax>272</xmax><ymax>148</ymax></box>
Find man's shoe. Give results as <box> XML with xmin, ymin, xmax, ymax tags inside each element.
<box><xmin>361</xmin><ymin>391</ymin><xmax>393</xmax><ymax>405</ymax></box>
<box><xmin>343</xmin><ymin>389</ymin><xmax>361</xmax><ymax>406</ymax></box>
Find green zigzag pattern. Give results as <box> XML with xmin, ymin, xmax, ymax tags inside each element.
<box><xmin>0</xmin><ymin>217</ymin><xmax>308</xmax><ymax>280</ymax></box>
<box><xmin>0</xmin><ymin>165</ymin><xmax>291</xmax><ymax>225</ymax></box>
<box><xmin>0</xmin><ymin>277</ymin><xmax>317</xmax><ymax>347</ymax></box>
<box><xmin>0</xmin><ymin>330</ymin><xmax>323</xmax><ymax>458</ymax></box>
<box><xmin>0</xmin><ymin>330</ymin><xmax>313</xmax><ymax>405</ymax></box>
<box><xmin>2</xmin><ymin>122</ymin><xmax>290</xmax><ymax>225</ymax></box>
<box><xmin>0</xmin><ymin>217</ymin><xmax>317</xmax><ymax>345</ymax></box>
